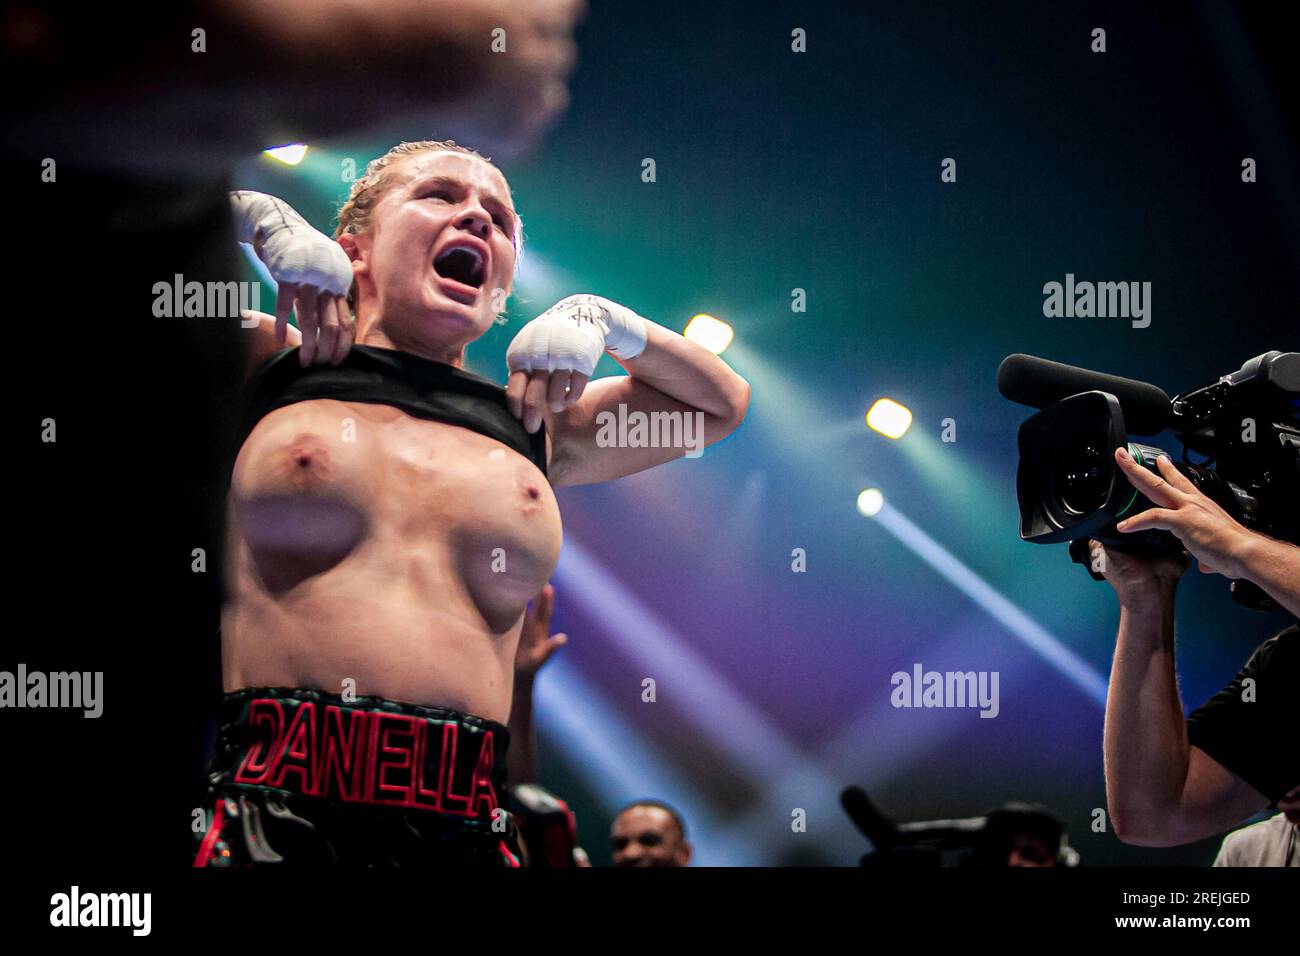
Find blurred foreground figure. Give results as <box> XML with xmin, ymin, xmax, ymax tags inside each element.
<box><xmin>3</xmin><ymin>0</ymin><xmax>585</xmax><ymax>171</ymax></box>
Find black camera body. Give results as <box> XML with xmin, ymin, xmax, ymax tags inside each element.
<box><xmin>1001</xmin><ymin>351</ymin><xmax>1300</xmax><ymax>609</ymax></box>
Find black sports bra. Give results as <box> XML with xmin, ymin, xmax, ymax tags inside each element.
<box><xmin>233</xmin><ymin>346</ymin><xmax>547</xmax><ymax>477</ymax></box>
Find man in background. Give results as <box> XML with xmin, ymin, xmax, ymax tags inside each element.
<box><xmin>611</xmin><ymin>801</ymin><xmax>693</xmax><ymax>867</ymax></box>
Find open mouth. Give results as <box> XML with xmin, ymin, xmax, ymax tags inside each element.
<box><xmin>432</xmin><ymin>243</ymin><xmax>487</xmax><ymax>300</ymax></box>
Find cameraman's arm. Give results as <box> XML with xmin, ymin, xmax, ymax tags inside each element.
<box><xmin>1101</xmin><ymin>565</ymin><xmax>1188</xmax><ymax>844</ymax></box>
<box><xmin>1236</xmin><ymin>535</ymin><xmax>1300</xmax><ymax>619</ymax></box>
<box><xmin>1114</xmin><ymin>448</ymin><xmax>1300</xmax><ymax>616</ymax></box>
<box><xmin>1098</xmin><ymin>545</ymin><xmax>1271</xmax><ymax>845</ymax></box>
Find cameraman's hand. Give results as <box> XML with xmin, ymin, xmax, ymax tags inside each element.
<box><xmin>1089</xmin><ymin>538</ymin><xmax>1189</xmax><ymax>608</ymax></box>
<box><xmin>1112</xmin><ymin>447</ymin><xmax>1255</xmax><ymax>579</ymax></box>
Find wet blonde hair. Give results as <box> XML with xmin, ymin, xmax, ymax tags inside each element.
<box><xmin>333</xmin><ymin>139</ymin><xmax>523</xmax><ymax>309</ymax></box>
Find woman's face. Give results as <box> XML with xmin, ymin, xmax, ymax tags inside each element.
<box><xmin>347</xmin><ymin>150</ymin><xmax>519</xmax><ymax>359</ymax></box>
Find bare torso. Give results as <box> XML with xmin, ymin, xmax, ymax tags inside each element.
<box><xmin>221</xmin><ymin>397</ymin><xmax>561</xmax><ymax>724</ymax></box>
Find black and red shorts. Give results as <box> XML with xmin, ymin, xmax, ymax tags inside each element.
<box><xmin>193</xmin><ymin>687</ymin><xmax>520</xmax><ymax>867</ymax></box>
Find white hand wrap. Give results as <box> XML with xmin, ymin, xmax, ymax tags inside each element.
<box><xmin>230</xmin><ymin>190</ymin><xmax>353</xmax><ymax>297</ymax></box>
<box><xmin>506</xmin><ymin>294</ymin><xmax>649</xmax><ymax>377</ymax></box>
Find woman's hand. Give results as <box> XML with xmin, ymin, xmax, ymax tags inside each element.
<box><xmin>232</xmin><ymin>190</ymin><xmax>355</xmax><ymax>366</ymax></box>
<box><xmin>504</xmin><ymin>294</ymin><xmax>646</xmax><ymax>432</ymax></box>
<box><xmin>256</xmin><ymin>226</ymin><xmax>354</xmax><ymax>367</ymax></box>
<box><xmin>270</xmin><ymin>285</ymin><xmax>354</xmax><ymax>368</ymax></box>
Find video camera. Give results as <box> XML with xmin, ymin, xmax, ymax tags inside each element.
<box><xmin>998</xmin><ymin>351</ymin><xmax>1300</xmax><ymax>610</ymax></box>
<box><xmin>841</xmin><ymin>787</ymin><xmax>1080</xmax><ymax>867</ymax></box>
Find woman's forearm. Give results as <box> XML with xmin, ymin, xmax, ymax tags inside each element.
<box><xmin>230</xmin><ymin>190</ymin><xmax>313</xmax><ymax>250</ymax></box>
<box><xmin>616</xmin><ymin>321</ymin><xmax>750</xmax><ymax>423</ymax></box>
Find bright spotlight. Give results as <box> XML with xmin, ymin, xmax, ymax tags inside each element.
<box><xmin>684</xmin><ymin>313</ymin><xmax>734</xmax><ymax>354</ymax></box>
<box><xmin>866</xmin><ymin>398</ymin><xmax>913</xmax><ymax>439</ymax></box>
<box><xmin>856</xmin><ymin>488</ymin><xmax>885</xmax><ymax>517</ymax></box>
<box><xmin>264</xmin><ymin>144</ymin><xmax>308</xmax><ymax>165</ymax></box>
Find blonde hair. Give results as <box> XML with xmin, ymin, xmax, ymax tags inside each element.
<box><xmin>333</xmin><ymin>139</ymin><xmax>522</xmax><ymax>309</ymax></box>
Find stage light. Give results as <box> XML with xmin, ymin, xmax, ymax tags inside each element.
<box><xmin>264</xmin><ymin>143</ymin><xmax>308</xmax><ymax>165</ymax></box>
<box><xmin>684</xmin><ymin>313</ymin><xmax>734</xmax><ymax>354</ymax></box>
<box><xmin>866</xmin><ymin>398</ymin><xmax>912</xmax><ymax>439</ymax></box>
<box><xmin>856</xmin><ymin>487</ymin><xmax>885</xmax><ymax>517</ymax></box>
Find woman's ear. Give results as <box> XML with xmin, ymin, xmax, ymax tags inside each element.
<box><xmin>337</xmin><ymin>232</ymin><xmax>363</xmax><ymax>267</ymax></box>
<box><xmin>336</xmin><ymin>233</ymin><xmax>366</xmax><ymax>324</ymax></box>
<box><xmin>337</xmin><ymin>231</ymin><xmax>370</xmax><ymax>291</ymax></box>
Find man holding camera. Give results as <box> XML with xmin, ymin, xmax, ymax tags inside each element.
<box><xmin>1095</xmin><ymin>446</ymin><xmax>1299</xmax><ymax>856</ymax></box>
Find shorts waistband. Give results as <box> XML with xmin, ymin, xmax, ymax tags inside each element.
<box><xmin>209</xmin><ymin>687</ymin><xmax>510</xmax><ymax>827</ymax></box>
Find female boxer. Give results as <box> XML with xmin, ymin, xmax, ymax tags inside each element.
<box><xmin>193</xmin><ymin>140</ymin><xmax>748</xmax><ymax>866</ymax></box>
